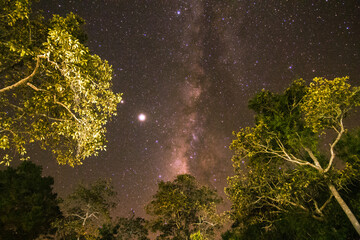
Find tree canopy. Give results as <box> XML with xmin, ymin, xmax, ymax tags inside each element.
<box><xmin>0</xmin><ymin>0</ymin><xmax>122</xmax><ymax>166</ymax></box>
<box><xmin>0</xmin><ymin>161</ymin><xmax>61</xmax><ymax>240</ymax></box>
<box><xmin>53</xmin><ymin>179</ymin><xmax>117</xmax><ymax>239</ymax></box>
<box><xmin>97</xmin><ymin>215</ymin><xmax>149</xmax><ymax>240</ymax></box>
<box><xmin>146</xmin><ymin>174</ymin><xmax>223</xmax><ymax>240</ymax></box>
<box><xmin>226</xmin><ymin>77</ymin><xmax>360</xmax><ymax>237</ymax></box>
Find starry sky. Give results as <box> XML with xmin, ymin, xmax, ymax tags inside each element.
<box><xmin>31</xmin><ymin>0</ymin><xmax>360</xmax><ymax>217</ymax></box>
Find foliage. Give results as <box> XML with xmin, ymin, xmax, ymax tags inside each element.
<box><xmin>54</xmin><ymin>179</ymin><xmax>117</xmax><ymax>240</ymax></box>
<box><xmin>226</xmin><ymin>77</ymin><xmax>360</xmax><ymax>235</ymax></box>
<box><xmin>0</xmin><ymin>161</ymin><xmax>61</xmax><ymax>240</ymax></box>
<box><xmin>335</xmin><ymin>128</ymin><xmax>360</xmax><ymax>183</ymax></box>
<box><xmin>97</xmin><ymin>215</ymin><xmax>149</xmax><ymax>240</ymax></box>
<box><xmin>146</xmin><ymin>174</ymin><xmax>223</xmax><ymax>240</ymax></box>
<box><xmin>223</xmin><ymin>183</ymin><xmax>360</xmax><ymax>240</ymax></box>
<box><xmin>190</xmin><ymin>231</ymin><xmax>206</xmax><ymax>240</ymax></box>
<box><xmin>0</xmin><ymin>0</ymin><xmax>122</xmax><ymax>166</ymax></box>
<box><xmin>301</xmin><ymin>77</ymin><xmax>360</xmax><ymax>132</ymax></box>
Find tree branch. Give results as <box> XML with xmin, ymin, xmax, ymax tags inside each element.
<box><xmin>37</xmin><ymin>113</ymin><xmax>68</xmax><ymax>122</ymax></box>
<box><xmin>265</xmin><ymin>196</ymin><xmax>308</xmax><ymax>212</ymax></box>
<box><xmin>303</xmin><ymin>147</ymin><xmax>323</xmax><ymax>171</ymax></box>
<box><xmin>54</xmin><ymin>96</ymin><xmax>81</xmax><ymax>123</ymax></box>
<box><xmin>319</xmin><ymin>195</ymin><xmax>333</xmax><ymax>212</ymax></box>
<box><xmin>324</xmin><ymin>117</ymin><xmax>344</xmax><ymax>173</ymax></box>
<box><xmin>69</xmin><ymin>213</ymin><xmax>85</xmax><ymax>220</ymax></box>
<box><xmin>26</xmin><ymin>82</ymin><xmax>46</xmax><ymax>91</ymax></box>
<box><xmin>257</xmin><ymin>138</ymin><xmax>319</xmax><ymax>170</ymax></box>
<box><xmin>0</xmin><ymin>54</ymin><xmax>43</xmax><ymax>93</ymax></box>
<box><xmin>0</xmin><ymin>53</ymin><xmax>64</xmax><ymax>94</ymax></box>
<box><xmin>313</xmin><ymin>200</ymin><xmax>324</xmax><ymax>216</ymax></box>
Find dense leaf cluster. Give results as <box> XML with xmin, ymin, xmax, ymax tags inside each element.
<box><xmin>0</xmin><ymin>161</ymin><xmax>60</xmax><ymax>240</ymax></box>
<box><xmin>146</xmin><ymin>174</ymin><xmax>223</xmax><ymax>240</ymax></box>
<box><xmin>0</xmin><ymin>0</ymin><xmax>122</xmax><ymax>166</ymax></box>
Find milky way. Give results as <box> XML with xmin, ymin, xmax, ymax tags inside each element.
<box><xmin>167</xmin><ymin>0</ymin><xmax>206</xmax><ymax>178</ymax></box>
<box><xmin>29</xmin><ymin>0</ymin><xmax>360</xmax><ymax>217</ymax></box>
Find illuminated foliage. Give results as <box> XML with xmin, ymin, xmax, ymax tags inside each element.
<box><xmin>190</xmin><ymin>231</ymin><xmax>206</xmax><ymax>240</ymax></box>
<box><xmin>146</xmin><ymin>174</ymin><xmax>223</xmax><ymax>240</ymax></box>
<box><xmin>301</xmin><ymin>77</ymin><xmax>360</xmax><ymax>133</ymax></box>
<box><xmin>54</xmin><ymin>179</ymin><xmax>117</xmax><ymax>240</ymax></box>
<box><xmin>0</xmin><ymin>0</ymin><xmax>122</xmax><ymax>166</ymax></box>
<box><xmin>226</xmin><ymin>77</ymin><xmax>360</xmax><ymax>236</ymax></box>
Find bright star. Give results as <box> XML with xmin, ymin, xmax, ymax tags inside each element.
<box><xmin>138</xmin><ymin>113</ymin><xmax>146</xmax><ymax>121</ymax></box>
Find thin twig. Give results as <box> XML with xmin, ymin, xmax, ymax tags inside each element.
<box><xmin>54</xmin><ymin>96</ymin><xmax>80</xmax><ymax>123</ymax></box>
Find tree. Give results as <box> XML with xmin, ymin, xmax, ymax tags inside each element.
<box><xmin>0</xmin><ymin>0</ymin><xmax>122</xmax><ymax>166</ymax></box>
<box><xmin>222</xmin><ymin>184</ymin><xmax>360</xmax><ymax>240</ymax></box>
<box><xmin>226</xmin><ymin>77</ymin><xmax>360</xmax><ymax>236</ymax></box>
<box><xmin>0</xmin><ymin>161</ymin><xmax>61</xmax><ymax>240</ymax></box>
<box><xmin>146</xmin><ymin>174</ymin><xmax>223</xmax><ymax>240</ymax></box>
<box><xmin>54</xmin><ymin>179</ymin><xmax>117</xmax><ymax>240</ymax></box>
<box><xmin>97</xmin><ymin>214</ymin><xmax>149</xmax><ymax>240</ymax></box>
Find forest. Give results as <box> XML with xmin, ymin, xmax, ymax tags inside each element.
<box><xmin>1</xmin><ymin>1</ymin><xmax>360</xmax><ymax>239</ymax></box>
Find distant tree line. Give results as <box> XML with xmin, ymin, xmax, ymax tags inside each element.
<box><xmin>0</xmin><ymin>162</ymin><xmax>223</xmax><ymax>240</ymax></box>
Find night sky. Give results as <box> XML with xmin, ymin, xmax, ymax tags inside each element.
<box><xmin>30</xmin><ymin>0</ymin><xmax>360</xmax><ymax>217</ymax></box>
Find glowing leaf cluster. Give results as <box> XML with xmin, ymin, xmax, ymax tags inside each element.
<box><xmin>0</xmin><ymin>1</ymin><xmax>122</xmax><ymax>166</ymax></box>
<box><xmin>301</xmin><ymin>77</ymin><xmax>360</xmax><ymax>132</ymax></box>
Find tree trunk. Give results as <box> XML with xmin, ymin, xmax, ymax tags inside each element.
<box><xmin>328</xmin><ymin>183</ymin><xmax>360</xmax><ymax>236</ymax></box>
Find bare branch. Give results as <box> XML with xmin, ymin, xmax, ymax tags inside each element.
<box><xmin>54</xmin><ymin>96</ymin><xmax>81</xmax><ymax>123</ymax></box>
<box><xmin>319</xmin><ymin>195</ymin><xmax>333</xmax><ymax>212</ymax></box>
<box><xmin>69</xmin><ymin>213</ymin><xmax>85</xmax><ymax>220</ymax></box>
<box><xmin>26</xmin><ymin>82</ymin><xmax>46</xmax><ymax>91</ymax></box>
<box><xmin>6</xmin><ymin>103</ymin><xmax>23</xmax><ymax>111</ymax></box>
<box><xmin>87</xmin><ymin>212</ymin><xmax>99</xmax><ymax>219</ymax></box>
<box><xmin>257</xmin><ymin>138</ymin><xmax>319</xmax><ymax>170</ymax></box>
<box><xmin>303</xmin><ymin>147</ymin><xmax>323</xmax><ymax>171</ymax></box>
<box><xmin>0</xmin><ymin>54</ymin><xmax>43</xmax><ymax>93</ymax></box>
<box><xmin>38</xmin><ymin>54</ymin><xmax>63</xmax><ymax>73</ymax></box>
<box><xmin>324</xmin><ymin>117</ymin><xmax>345</xmax><ymax>173</ymax></box>
<box><xmin>0</xmin><ymin>52</ymin><xmax>65</xmax><ymax>94</ymax></box>
<box><xmin>0</xmin><ymin>128</ymin><xmax>16</xmax><ymax>136</ymax></box>
<box><xmin>37</xmin><ymin>113</ymin><xmax>68</xmax><ymax>122</ymax></box>
<box><xmin>313</xmin><ymin>200</ymin><xmax>323</xmax><ymax>216</ymax></box>
<box><xmin>311</xmin><ymin>214</ymin><xmax>325</xmax><ymax>221</ymax></box>
<box><xmin>265</xmin><ymin>196</ymin><xmax>308</xmax><ymax>212</ymax></box>
<box><xmin>283</xmin><ymin>199</ymin><xmax>308</xmax><ymax>212</ymax></box>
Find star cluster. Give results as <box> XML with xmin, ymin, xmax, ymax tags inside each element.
<box><xmin>33</xmin><ymin>0</ymin><xmax>360</xmax><ymax>217</ymax></box>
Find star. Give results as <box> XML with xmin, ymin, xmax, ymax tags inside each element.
<box><xmin>138</xmin><ymin>113</ymin><xmax>146</xmax><ymax>122</ymax></box>
<box><xmin>33</xmin><ymin>0</ymin><xmax>360</xmax><ymax>219</ymax></box>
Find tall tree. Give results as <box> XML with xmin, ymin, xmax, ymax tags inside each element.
<box><xmin>146</xmin><ymin>174</ymin><xmax>223</xmax><ymax>240</ymax></box>
<box><xmin>54</xmin><ymin>179</ymin><xmax>117</xmax><ymax>240</ymax></box>
<box><xmin>0</xmin><ymin>161</ymin><xmax>61</xmax><ymax>240</ymax></box>
<box><xmin>0</xmin><ymin>0</ymin><xmax>122</xmax><ymax>166</ymax></box>
<box><xmin>226</xmin><ymin>77</ymin><xmax>360</xmax><ymax>236</ymax></box>
<box><xmin>97</xmin><ymin>214</ymin><xmax>150</xmax><ymax>240</ymax></box>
